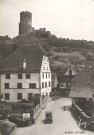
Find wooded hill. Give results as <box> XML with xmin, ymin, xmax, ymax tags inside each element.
<box><xmin>0</xmin><ymin>30</ymin><xmax>94</xmax><ymax>72</ymax></box>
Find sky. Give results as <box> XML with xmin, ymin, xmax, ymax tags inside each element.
<box><xmin>0</xmin><ymin>0</ymin><xmax>94</xmax><ymax>41</ymax></box>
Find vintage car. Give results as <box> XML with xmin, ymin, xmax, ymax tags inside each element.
<box><xmin>45</xmin><ymin>111</ymin><xmax>53</xmax><ymax>123</ymax></box>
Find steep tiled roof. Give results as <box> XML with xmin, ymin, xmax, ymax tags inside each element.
<box><xmin>70</xmin><ymin>61</ymin><xmax>94</xmax><ymax>98</ymax></box>
<box><xmin>0</xmin><ymin>43</ymin><xmax>48</xmax><ymax>73</ymax></box>
<box><xmin>1</xmin><ymin>119</ymin><xmax>16</xmax><ymax>135</ymax></box>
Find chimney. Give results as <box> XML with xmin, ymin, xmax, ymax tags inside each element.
<box><xmin>23</xmin><ymin>59</ymin><xmax>26</xmax><ymax>69</ymax></box>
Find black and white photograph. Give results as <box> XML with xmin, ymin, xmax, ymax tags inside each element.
<box><xmin>0</xmin><ymin>0</ymin><xmax>94</xmax><ymax>135</ymax></box>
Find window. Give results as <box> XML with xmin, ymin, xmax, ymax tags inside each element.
<box><xmin>17</xmin><ymin>93</ymin><xmax>22</xmax><ymax>100</ymax></box>
<box><xmin>5</xmin><ymin>93</ymin><xmax>9</xmax><ymax>100</ymax></box>
<box><xmin>61</xmin><ymin>84</ymin><xmax>63</xmax><ymax>87</ymax></box>
<box><xmin>28</xmin><ymin>93</ymin><xmax>33</xmax><ymax>100</ymax></box>
<box><xmin>1</xmin><ymin>94</ymin><xmax>3</xmax><ymax>99</ymax></box>
<box><xmin>49</xmin><ymin>81</ymin><xmax>51</xmax><ymax>86</ymax></box>
<box><xmin>29</xmin><ymin>83</ymin><xmax>36</xmax><ymax>88</ymax></box>
<box><xmin>17</xmin><ymin>83</ymin><xmax>22</xmax><ymax>89</ymax></box>
<box><xmin>26</xmin><ymin>74</ymin><xmax>30</xmax><ymax>79</ymax></box>
<box><xmin>6</xmin><ymin>74</ymin><xmax>10</xmax><ymax>79</ymax></box>
<box><xmin>69</xmin><ymin>68</ymin><xmax>72</xmax><ymax>76</ymax></box>
<box><xmin>45</xmin><ymin>82</ymin><xmax>47</xmax><ymax>87</ymax></box>
<box><xmin>46</xmin><ymin>73</ymin><xmax>47</xmax><ymax>78</ymax></box>
<box><xmin>18</xmin><ymin>74</ymin><xmax>22</xmax><ymax>79</ymax></box>
<box><xmin>42</xmin><ymin>82</ymin><xmax>44</xmax><ymax>88</ymax></box>
<box><xmin>43</xmin><ymin>67</ymin><xmax>45</xmax><ymax>70</ymax></box>
<box><xmin>49</xmin><ymin>73</ymin><xmax>50</xmax><ymax>78</ymax></box>
<box><xmin>5</xmin><ymin>83</ymin><xmax>9</xmax><ymax>89</ymax></box>
<box><xmin>42</xmin><ymin>73</ymin><xmax>44</xmax><ymax>79</ymax></box>
<box><xmin>28</xmin><ymin>93</ymin><xmax>33</xmax><ymax>97</ymax></box>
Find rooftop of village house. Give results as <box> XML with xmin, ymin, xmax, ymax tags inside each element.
<box><xmin>0</xmin><ymin>43</ymin><xmax>48</xmax><ymax>73</ymax></box>
<box><xmin>70</xmin><ymin>60</ymin><xmax>94</xmax><ymax>98</ymax></box>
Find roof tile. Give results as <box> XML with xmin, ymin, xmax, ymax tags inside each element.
<box><xmin>70</xmin><ymin>61</ymin><xmax>94</xmax><ymax>98</ymax></box>
<box><xmin>0</xmin><ymin>43</ymin><xmax>47</xmax><ymax>73</ymax></box>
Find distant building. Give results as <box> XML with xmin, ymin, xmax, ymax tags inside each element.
<box><xmin>51</xmin><ymin>72</ymin><xmax>58</xmax><ymax>96</ymax></box>
<box><xmin>51</xmin><ymin>72</ymin><xmax>57</xmax><ymax>88</ymax></box>
<box><xmin>0</xmin><ymin>43</ymin><xmax>51</xmax><ymax>102</ymax></box>
<box><xmin>57</xmin><ymin>65</ymin><xmax>77</xmax><ymax>96</ymax></box>
<box><xmin>19</xmin><ymin>11</ymin><xmax>32</xmax><ymax>35</ymax></box>
<box><xmin>0</xmin><ymin>35</ymin><xmax>12</xmax><ymax>44</ymax></box>
<box><xmin>70</xmin><ymin>60</ymin><xmax>94</xmax><ymax>118</ymax></box>
<box><xmin>58</xmin><ymin>65</ymin><xmax>77</xmax><ymax>89</ymax></box>
<box><xmin>39</xmin><ymin>28</ymin><xmax>46</xmax><ymax>32</ymax></box>
<box><xmin>46</xmin><ymin>31</ymin><xmax>51</xmax><ymax>35</ymax></box>
<box><xmin>64</xmin><ymin>65</ymin><xmax>77</xmax><ymax>78</ymax></box>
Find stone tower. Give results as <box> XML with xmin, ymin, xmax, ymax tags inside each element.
<box><xmin>19</xmin><ymin>11</ymin><xmax>32</xmax><ymax>35</ymax></box>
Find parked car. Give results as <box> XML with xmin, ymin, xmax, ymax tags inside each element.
<box><xmin>45</xmin><ymin>111</ymin><xmax>53</xmax><ymax>123</ymax></box>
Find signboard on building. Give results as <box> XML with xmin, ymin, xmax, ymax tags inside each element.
<box><xmin>23</xmin><ymin>113</ymin><xmax>30</xmax><ymax>119</ymax></box>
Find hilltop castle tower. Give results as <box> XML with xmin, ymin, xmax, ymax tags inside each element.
<box><xmin>19</xmin><ymin>11</ymin><xmax>32</xmax><ymax>35</ymax></box>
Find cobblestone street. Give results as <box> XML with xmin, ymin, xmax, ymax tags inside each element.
<box><xmin>16</xmin><ymin>98</ymin><xmax>94</xmax><ymax>135</ymax></box>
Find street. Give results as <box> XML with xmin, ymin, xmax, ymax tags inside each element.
<box><xmin>16</xmin><ymin>98</ymin><xmax>94</xmax><ymax>135</ymax></box>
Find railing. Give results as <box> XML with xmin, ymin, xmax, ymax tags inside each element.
<box><xmin>71</xmin><ymin>103</ymin><xmax>91</xmax><ymax>122</ymax></box>
<box><xmin>33</xmin><ymin>95</ymin><xmax>50</xmax><ymax>120</ymax></box>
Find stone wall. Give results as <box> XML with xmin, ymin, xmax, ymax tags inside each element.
<box><xmin>19</xmin><ymin>11</ymin><xmax>32</xmax><ymax>35</ymax></box>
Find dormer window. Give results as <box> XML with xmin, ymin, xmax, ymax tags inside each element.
<box><xmin>23</xmin><ymin>59</ymin><xmax>26</xmax><ymax>69</ymax></box>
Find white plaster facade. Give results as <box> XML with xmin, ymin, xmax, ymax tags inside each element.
<box><xmin>40</xmin><ymin>55</ymin><xmax>51</xmax><ymax>96</ymax></box>
<box><xmin>1</xmin><ymin>55</ymin><xmax>51</xmax><ymax>102</ymax></box>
